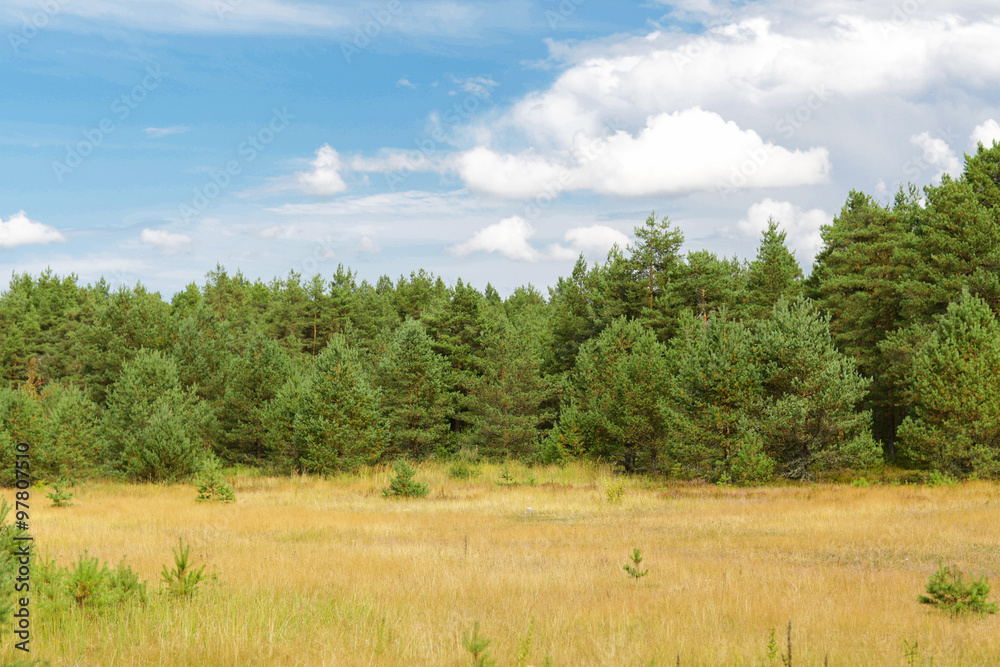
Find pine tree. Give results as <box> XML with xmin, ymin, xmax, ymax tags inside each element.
<box><xmin>293</xmin><ymin>335</ymin><xmax>385</xmax><ymax>473</ymax></box>
<box><xmin>217</xmin><ymin>333</ymin><xmax>296</xmax><ymax>465</ymax></box>
<box><xmin>746</xmin><ymin>219</ymin><xmax>803</xmax><ymax>319</ymax></box>
<box><xmin>564</xmin><ymin>317</ymin><xmax>672</xmax><ymax>472</ymax></box>
<box><xmin>375</xmin><ymin>320</ymin><xmax>452</xmax><ymax>460</ymax></box>
<box><xmin>754</xmin><ymin>299</ymin><xmax>879</xmax><ymax>477</ymax></box>
<box><xmin>462</xmin><ymin>309</ymin><xmax>557</xmax><ymax>460</ymax></box>
<box><xmin>807</xmin><ymin>189</ymin><xmax>918</xmax><ymax>454</ymax></box>
<box><xmin>897</xmin><ymin>291</ymin><xmax>1000</xmax><ymax>477</ymax></box>
<box><xmin>101</xmin><ymin>349</ymin><xmax>214</xmax><ymax>482</ymax></box>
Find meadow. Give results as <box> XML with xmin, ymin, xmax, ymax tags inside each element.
<box><xmin>4</xmin><ymin>462</ymin><xmax>999</xmax><ymax>666</ymax></box>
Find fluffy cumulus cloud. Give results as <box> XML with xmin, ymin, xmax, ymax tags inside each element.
<box><xmin>910</xmin><ymin>132</ymin><xmax>962</xmax><ymax>181</ymax></box>
<box><xmin>140</xmin><ymin>228</ymin><xmax>193</xmax><ymax>254</ymax></box>
<box><xmin>971</xmin><ymin>119</ymin><xmax>1000</xmax><ymax>149</ymax></box>
<box><xmin>0</xmin><ymin>211</ymin><xmax>66</xmax><ymax>248</ymax></box>
<box><xmin>459</xmin><ymin>108</ymin><xmax>830</xmax><ymax>198</ymax></box>
<box><xmin>737</xmin><ymin>198</ymin><xmax>831</xmax><ymax>267</ymax></box>
<box><xmin>450</xmin><ymin>217</ymin><xmax>629</xmax><ymax>262</ymax></box>
<box><xmin>297</xmin><ymin>144</ymin><xmax>348</xmax><ymax>196</ymax></box>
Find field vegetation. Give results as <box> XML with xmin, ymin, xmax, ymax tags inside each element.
<box><xmin>2</xmin><ymin>462</ymin><xmax>998</xmax><ymax>665</ymax></box>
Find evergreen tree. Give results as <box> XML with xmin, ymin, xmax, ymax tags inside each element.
<box><xmin>807</xmin><ymin>189</ymin><xmax>918</xmax><ymax>454</ymax></box>
<box><xmin>101</xmin><ymin>349</ymin><xmax>214</xmax><ymax>482</ymax></box>
<box><xmin>897</xmin><ymin>292</ymin><xmax>1000</xmax><ymax>477</ymax></box>
<box><xmin>375</xmin><ymin>320</ymin><xmax>452</xmax><ymax>459</ymax></box>
<box><xmin>563</xmin><ymin>317</ymin><xmax>672</xmax><ymax>472</ymax></box>
<box><xmin>746</xmin><ymin>219</ymin><xmax>803</xmax><ymax>319</ymax></box>
<box><xmin>217</xmin><ymin>333</ymin><xmax>296</xmax><ymax>465</ymax></box>
<box><xmin>462</xmin><ymin>310</ymin><xmax>557</xmax><ymax>459</ymax></box>
<box><xmin>754</xmin><ymin>299</ymin><xmax>880</xmax><ymax>477</ymax></box>
<box><xmin>661</xmin><ymin>309</ymin><xmax>767</xmax><ymax>481</ymax></box>
<box><xmin>547</xmin><ymin>256</ymin><xmax>602</xmax><ymax>374</ymax></box>
<box><xmin>292</xmin><ymin>335</ymin><xmax>385</xmax><ymax>473</ymax></box>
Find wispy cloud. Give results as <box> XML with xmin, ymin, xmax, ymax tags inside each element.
<box><xmin>144</xmin><ymin>125</ymin><xmax>191</xmax><ymax>138</ymax></box>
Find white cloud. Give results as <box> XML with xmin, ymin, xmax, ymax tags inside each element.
<box><xmin>910</xmin><ymin>131</ymin><xmax>962</xmax><ymax>180</ymax></box>
<box><xmin>144</xmin><ymin>126</ymin><xmax>191</xmax><ymax>138</ymax></box>
<box><xmin>297</xmin><ymin>144</ymin><xmax>348</xmax><ymax>196</ymax></box>
<box><xmin>397</xmin><ymin>78</ymin><xmax>417</xmax><ymax>89</ymax></box>
<box><xmin>357</xmin><ymin>236</ymin><xmax>381</xmax><ymax>254</ymax></box>
<box><xmin>971</xmin><ymin>119</ymin><xmax>1000</xmax><ymax>149</ymax></box>
<box><xmin>737</xmin><ymin>198</ymin><xmax>831</xmax><ymax>267</ymax></box>
<box><xmin>458</xmin><ymin>108</ymin><xmax>830</xmax><ymax>198</ymax></box>
<box><xmin>0</xmin><ymin>211</ymin><xmax>66</xmax><ymax>248</ymax></box>
<box><xmin>140</xmin><ymin>228</ymin><xmax>192</xmax><ymax>254</ymax></box>
<box><xmin>450</xmin><ymin>216</ymin><xmax>540</xmax><ymax>261</ymax></box>
<box><xmin>450</xmin><ymin>218</ymin><xmax>631</xmax><ymax>263</ymax></box>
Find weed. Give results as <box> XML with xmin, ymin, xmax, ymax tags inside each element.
<box><xmin>623</xmin><ymin>548</ymin><xmax>648</xmax><ymax>580</ymax></box>
<box><xmin>161</xmin><ymin>538</ymin><xmax>207</xmax><ymax>599</ymax></box>
<box><xmin>606</xmin><ymin>479</ymin><xmax>626</xmax><ymax>503</ymax></box>
<box><xmin>449</xmin><ymin>460</ymin><xmax>481</xmax><ymax>480</ymax></box>
<box><xmin>516</xmin><ymin>617</ymin><xmax>534</xmax><ymax>667</ymax></box>
<box><xmin>918</xmin><ymin>560</ymin><xmax>998</xmax><ymax>615</ymax></box>
<box><xmin>382</xmin><ymin>460</ymin><xmax>430</xmax><ymax>498</ymax></box>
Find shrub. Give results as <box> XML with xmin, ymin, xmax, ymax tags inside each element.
<box><xmin>622</xmin><ymin>548</ymin><xmax>648</xmax><ymax>580</ymax></box>
<box><xmin>382</xmin><ymin>460</ymin><xmax>429</xmax><ymax>498</ymax></box>
<box><xmin>918</xmin><ymin>561</ymin><xmax>998</xmax><ymax>615</ymax></box>
<box><xmin>46</xmin><ymin>479</ymin><xmax>74</xmax><ymax>507</ymax></box>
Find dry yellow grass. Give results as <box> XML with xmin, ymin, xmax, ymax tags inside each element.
<box><xmin>5</xmin><ymin>462</ymin><xmax>1000</xmax><ymax>666</ymax></box>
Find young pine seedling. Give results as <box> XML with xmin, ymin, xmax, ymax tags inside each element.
<box><xmin>623</xmin><ymin>547</ymin><xmax>648</xmax><ymax>580</ymax></box>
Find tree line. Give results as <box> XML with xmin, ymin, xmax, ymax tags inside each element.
<box><xmin>2</xmin><ymin>144</ymin><xmax>1000</xmax><ymax>485</ymax></box>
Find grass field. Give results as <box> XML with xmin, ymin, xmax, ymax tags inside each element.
<box><xmin>4</xmin><ymin>462</ymin><xmax>1000</xmax><ymax>666</ymax></box>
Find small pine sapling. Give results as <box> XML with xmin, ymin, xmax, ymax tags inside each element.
<box><xmin>161</xmin><ymin>538</ymin><xmax>207</xmax><ymax>599</ymax></box>
<box><xmin>918</xmin><ymin>561</ymin><xmax>998</xmax><ymax>615</ymax></box>
<box><xmin>195</xmin><ymin>457</ymin><xmax>236</xmax><ymax>503</ymax></box>
<box><xmin>462</xmin><ymin>620</ymin><xmax>495</xmax><ymax>667</ymax></box>
<box><xmin>382</xmin><ymin>459</ymin><xmax>429</xmax><ymax>498</ymax></box>
<box><xmin>46</xmin><ymin>479</ymin><xmax>75</xmax><ymax>507</ymax></box>
<box><xmin>623</xmin><ymin>547</ymin><xmax>648</xmax><ymax>580</ymax></box>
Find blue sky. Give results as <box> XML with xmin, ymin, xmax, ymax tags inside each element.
<box><xmin>2</xmin><ymin>0</ymin><xmax>999</xmax><ymax>298</ymax></box>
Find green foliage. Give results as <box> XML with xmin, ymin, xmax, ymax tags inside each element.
<box><xmin>375</xmin><ymin>319</ymin><xmax>452</xmax><ymax>459</ymax></box>
<box><xmin>897</xmin><ymin>291</ymin><xmax>1000</xmax><ymax>478</ymax></box>
<box><xmin>565</xmin><ymin>317</ymin><xmax>672</xmax><ymax>473</ymax></box>
<box><xmin>382</xmin><ymin>459</ymin><xmax>429</xmax><ymax>498</ymax></box>
<box><xmin>606</xmin><ymin>479</ymin><xmax>626</xmax><ymax>503</ymax></box>
<box><xmin>461</xmin><ymin>620</ymin><xmax>495</xmax><ymax>667</ymax></box>
<box><xmin>918</xmin><ymin>561</ymin><xmax>998</xmax><ymax>615</ymax></box>
<box><xmin>61</xmin><ymin>552</ymin><xmax>148</xmax><ymax>608</ymax></box>
<box><xmin>623</xmin><ymin>547</ymin><xmax>648</xmax><ymax>580</ymax></box>
<box><xmin>462</xmin><ymin>308</ymin><xmax>557</xmax><ymax>460</ymax></box>
<box><xmin>161</xmin><ymin>538</ymin><xmax>207</xmax><ymax>599</ymax></box>
<box><xmin>101</xmin><ymin>349</ymin><xmax>214</xmax><ymax>482</ymax></box>
<box><xmin>293</xmin><ymin>335</ymin><xmax>386</xmax><ymax>474</ymax></box>
<box><xmin>516</xmin><ymin>617</ymin><xmax>535</xmax><ymax>667</ymax></box>
<box><xmin>195</xmin><ymin>456</ymin><xmax>236</xmax><ymax>503</ymax></box>
<box><xmin>46</xmin><ymin>478</ymin><xmax>74</xmax><ymax>507</ymax></box>
<box><xmin>746</xmin><ymin>219</ymin><xmax>803</xmax><ymax>319</ymax></box>
<box><xmin>448</xmin><ymin>460</ymin><xmax>481</xmax><ymax>480</ymax></box>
